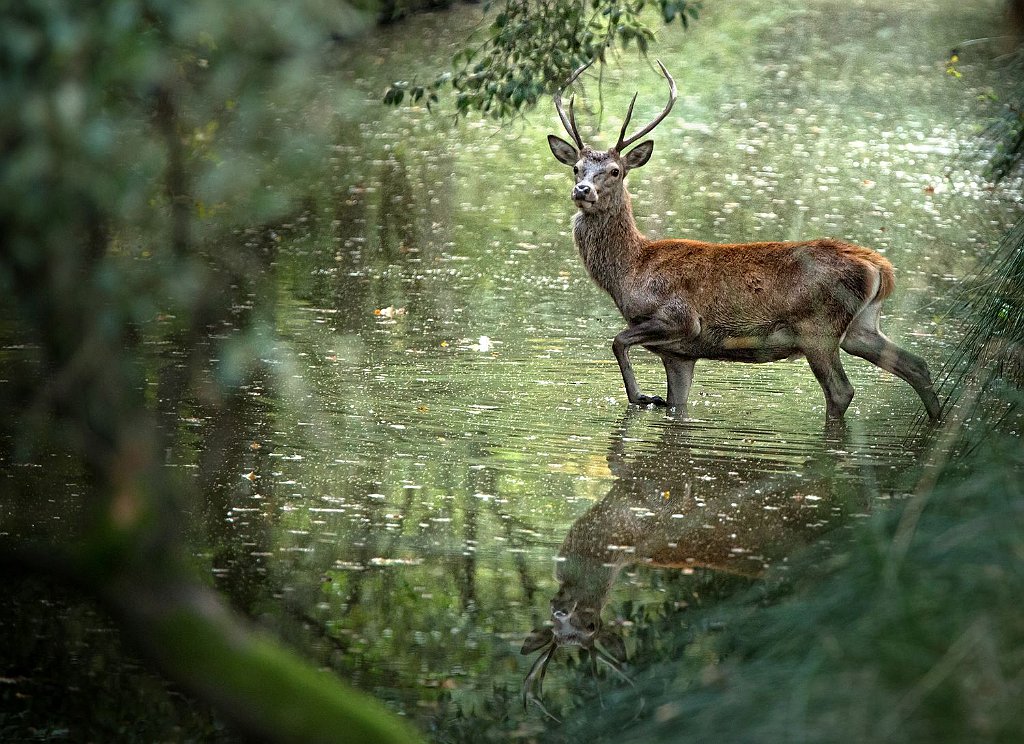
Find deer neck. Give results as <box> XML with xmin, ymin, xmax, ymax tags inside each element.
<box><xmin>571</xmin><ymin>192</ymin><xmax>646</xmax><ymax>305</ymax></box>
<box><xmin>554</xmin><ymin>552</ymin><xmax>623</xmax><ymax>611</ymax></box>
<box><xmin>554</xmin><ymin>500</ymin><xmax>644</xmax><ymax>611</ymax></box>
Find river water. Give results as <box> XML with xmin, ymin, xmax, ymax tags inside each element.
<box><xmin>8</xmin><ymin>0</ymin><xmax>1021</xmax><ymax>738</ymax></box>
<box><xmin>202</xmin><ymin>0</ymin><xmax>1023</xmax><ymax>734</ymax></box>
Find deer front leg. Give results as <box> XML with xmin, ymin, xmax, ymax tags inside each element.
<box><xmin>612</xmin><ymin>308</ymin><xmax>700</xmax><ymax>407</ymax></box>
<box><xmin>663</xmin><ymin>355</ymin><xmax>697</xmax><ymax>410</ymax></box>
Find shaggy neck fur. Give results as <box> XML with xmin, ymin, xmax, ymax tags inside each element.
<box><xmin>555</xmin><ymin>555</ymin><xmax>618</xmax><ymax>607</ymax></box>
<box><xmin>571</xmin><ymin>190</ymin><xmax>646</xmax><ymax>307</ymax></box>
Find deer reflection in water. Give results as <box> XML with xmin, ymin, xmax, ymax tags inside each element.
<box><xmin>521</xmin><ymin>416</ymin><xmax>858</xmax><ymax>717</ymax></box>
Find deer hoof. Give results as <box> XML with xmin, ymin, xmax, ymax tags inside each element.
<box><xmin>635</xmin><ymin>394</ymin><xmax>668</xmax><ymax>408</ymax></box>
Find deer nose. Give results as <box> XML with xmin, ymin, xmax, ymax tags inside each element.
<box><xmin>572</xmin><ymin>183</ymin><xmax>592</xmax><ymax>200</ymax></box>
<box><xmin>553</xmin><ymin>609</ymin><xmax>569</xmax><ymax>620</ymax></box>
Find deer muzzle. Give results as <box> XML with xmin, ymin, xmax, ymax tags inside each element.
<box><xmin>551</xmin><ymin>606</ymin><xmax>600</xmax><ymax>646</ymax></box>
<box><xmin>572</xmin><ymin>182</ymin><xmax>597</xmax><ymax>205</ymax></box>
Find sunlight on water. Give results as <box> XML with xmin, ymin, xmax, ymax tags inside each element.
<box><xmin>167</xmin><ymin>0</ymin><xmax>1020</xmax><ymax>730</ymax></box>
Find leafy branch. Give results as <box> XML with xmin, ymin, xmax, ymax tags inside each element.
<box><xmin>384</xmin><ymin>0</ymin><xmax>701</xmax><ymax>117</ymax></box>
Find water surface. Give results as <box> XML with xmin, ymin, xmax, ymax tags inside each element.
<box><xmin>201</xmin><ymin>0</ymin><xmax>1023</xmax><ymax>730</ymax></box>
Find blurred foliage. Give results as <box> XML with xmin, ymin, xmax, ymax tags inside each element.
<box><xmin>371</xmin><ymin>0</ymin><xmax>469</xmax><ymax>25</ymax></box>
<box><xmin>950</xmin><ymin>3</ymin><xmax>1024</xmax><ymax>184</ymax></box>
<box><xmin>0</xmin><ymin>1</ymin><xmax>422</xmax><ymax>742</ymax></box>
<box><xmin>0</xmin><ymin>580</ymin><xmax>237</xmax><ymax>742</ymax></box>
<box><xmin>976</xmin><ymin>46</ymin><xmax>1024</xmax><ymax>184</ymax></box>
<box><xmin>383</xmin><ymin>0</ymin><xmax>701</xmax><ymax>117</ymax></box>
<box><xmin>937</xmin><ymin>215</ymin><xmax>1024</xmax><ymax>444</ymax></box>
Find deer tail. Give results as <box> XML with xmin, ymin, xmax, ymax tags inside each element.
<box><xmin>831</xmin><ymin>242</ymin><xmax>897</xmax><ymax>304</ymax></box>
<box><xmin>839</xmin><ymin>241</ymin><xmax>895</xmax><ymax>302</ymax></box>
<box><xmin>866</xmin><ymin>253</ymin><xmax>896</xmax><ymax>301</ymax></box>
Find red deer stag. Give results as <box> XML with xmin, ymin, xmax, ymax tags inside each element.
<box><xmin>547</xmin><ymin>61</ymin><xmax>941</xmax><ymax>421</ymax></box>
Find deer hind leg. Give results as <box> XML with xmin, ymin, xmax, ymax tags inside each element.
<box><xmin>612</xmin><ymin>309</ymin><xmax>700</xmax><ymax>407</ymax></box>
<box><xmin>804</xmin><ymin>345</ymin><xmax>855</xmax><ymax>420</ymax></box>
<box><xmin>840</xmin><ymin>301</ymin><xmax>941</xmax><ymax>420</ymax></box>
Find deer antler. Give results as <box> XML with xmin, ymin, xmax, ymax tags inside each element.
<box><xmin>522</xmin><ymin>641</ymin><xmax>561</xmax><ymax>722</ymax></box>
<box><xmin>614</xmin><ymin>60</ymin><xmax>677</xmax><ymax>153</ymax></box>
<box><xmin>554</xmin><ymin>61</ymin><xmax>592</xmax><ymax>151</ymax></box>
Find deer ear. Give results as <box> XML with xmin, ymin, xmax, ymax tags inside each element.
<box><xmin>521</xmin><ymin>626</ymin><xmax>554</xmax><ymax>655</ymax></box>
<box><xmin>597</xmin><ymin>628</ymin><xmax>626</xmax><ymax>662</ymax></box>
<box><xmin>622</xmin><ymin>140</ymin><xmax>654</xmax><ymax>171</ymax></box>
<box><xmin>548</xmin><ymin>135</ymin><xmax>579</xmax><ymax>166</ymax></box>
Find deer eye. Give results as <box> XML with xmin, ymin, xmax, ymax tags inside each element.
<box><xmin>572</xmin><ymin>165</ymin><xmax>579</xmax><ymax>176</ymax></box>
<box><xmin>609</xmin><ymin>168</ymin><xmax>620</xmax><ymax>178</ymax></box>
<box><xmin>586</xmin><ymin>622</ymin><xmax>597</xmax><ymax>632</ymax></box>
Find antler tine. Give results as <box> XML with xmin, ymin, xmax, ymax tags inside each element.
<box><xmin>568</xmin><ymin>96</ymin><xmax>581</xmax><ymax>148</ymax></box>
<box><xmin>616</xmin><ymin>92</ymin><xmax>639</xmax><ymax>153</ymax></box>
<box><xmin>553</xmin><ymin>61</ymin><xmax>592</xmax><ymax>150</ymax></box>
<box><xmin>614</xmin><ymin>59</ymin><xmax>677</xmax><ymax>152</ymax></box>
<box><xmin>522</xmin><ymin>642</ymin><xmax>561</xmax><ymax>722</ymax></box>
<box><xmin>595</xmin><ymin>651</ymin><xmax>646</xmax><ymax>723</ymax></box>
<box><xmin>594</xmin><ymin>645</ymin><xmax>634</xmax><ymax>687</ymax></box>
<box><xmin>589</xmin><ymin>650</ymin><xmax>607</xmax><ymax>710</ymax></box>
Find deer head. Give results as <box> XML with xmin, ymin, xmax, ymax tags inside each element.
<box><xmin>547</xmin><ymin>61</ymin><xmax>677</xmax><ymax>214</ymax></box>
<box><xmin>520</xmin><ymin>582</ymin><xmax>631</xmax><ymax>721</ymax></box>
<box><xmin>520</xmin><ymin>519</ymin><xmax>634</xmax><ymax>718</ymax></box>
<box><xmin>521</xmin><ymin>568</ymin><xmax>627</xmax><ymax>657</ymax></box>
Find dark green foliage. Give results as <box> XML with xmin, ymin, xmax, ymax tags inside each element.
<box><xmin>0</xmin><ymin>580</ymin><xmax>237</xmax><ymax>743</ymax></box>
<box><xmin>940</xmin><ymin>216</ymin><xmax>1024</xmax><ymax>396</ymax></box>
<box><xmin>0</xmin><ymin>2</ymin><xmax>422</xmax><ymax>742</ymax></box>
<box><xmin>384</xmin><ymin>0</ymin><xmax>701</xmax><ymax>117</ymax></box>
<box><xmin>374</xmin><ymin>0</ymin><xmax>463</xmax><ymax>25</ymax></box>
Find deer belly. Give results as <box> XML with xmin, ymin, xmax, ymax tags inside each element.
<box><xmin>660</xmin><ymin>329</ymin><xmax>800</xmax><ymax>363</ymax></box>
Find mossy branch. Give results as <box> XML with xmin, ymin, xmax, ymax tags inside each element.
<box><xmin>1</xmin><ymin>538</ymin><xmax>424</xmax><ymax>744</ymax></box>
<box><xmin>106</xmin><ymin>573</ymin><xmax>423</xmax><ymax>744</ymax></box>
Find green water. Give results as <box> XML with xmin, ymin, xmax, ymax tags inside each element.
<box><xmin>214</xmin><ymin>0</ymin><xmax>1020</xmax><ymax>728</ymax></box>
<box><xmin>203</xmin><ymin>0</ymin><xmax>1019</xmax><ymax>731</ymax></box>
<box><xmin>5</xmin><ymin>0</ymin><xmax>1022</xmax><ymax>737</ymax></box>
